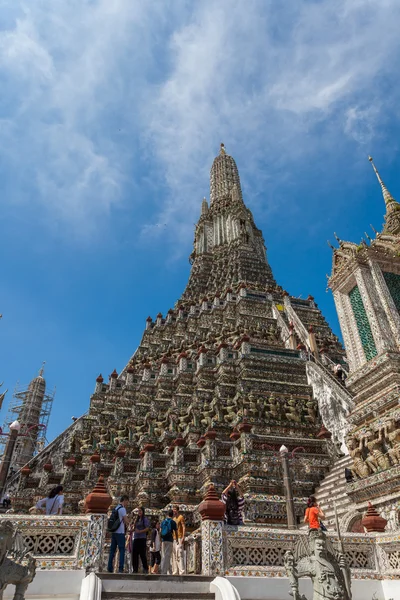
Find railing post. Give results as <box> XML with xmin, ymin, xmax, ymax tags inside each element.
<box><xmin>280</xmin><ymin>445</ymin><xmax>296</xmax><ymax>529</ymax></box>
<box><xmin>198</xmin><ymin>484</ymin><xmax>226</xmax><ymax>575</ymax></box>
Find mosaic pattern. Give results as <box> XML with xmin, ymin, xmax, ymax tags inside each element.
<box><xmin>223</xmin><ymin>525</ymin><xmax>400</xmax><ymax>579</ymax></box>
<box><xmin>201</xmin><ymin>520</ymin><xmax>224</xmax><ymax>576</ymax></box>
<box><xmin>0</xmin><ymin>514</ymin><xmax>104</xmax><ymax>572</ymax></box>
<box><xmin>383</xmin><ymin>271</ymin><xmax>400</xmax><ymax>313</ymax></box>
<box><xmin>349</xmin><ymin>285</ymin><xmax>377</xmax><ymax>361</ymax></box>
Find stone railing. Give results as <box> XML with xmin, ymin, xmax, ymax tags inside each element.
<box><xmin>188</xmin><ymin>521</ymin><xmax>400</xmax><ymax>579</ymax></box>
<box><xmin>0</xmin><ymin>514</ymin><xmax>107</xmax><ymax>571</ymax></box>
<box><xmin>221</xmin><ymin>525</ymin><xmax>400</xmax><ymax>579</ymax></box>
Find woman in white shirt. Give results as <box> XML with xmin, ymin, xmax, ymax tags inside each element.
<box><xmin>36</xmin><ymin>485</ymin><xmax>64</xmax><ymax>515</ymax></box>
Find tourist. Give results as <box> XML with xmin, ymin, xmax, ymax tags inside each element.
<box><xmin>107</xmin><ymin>494</ymin><xmax>129</xmax><ymax>574</ymax></box>
<box><xmin>149</xmin><ymin>520</ymin><xmax>161</xmax><ymax>574</ymax></box>
<box><xmin>130</xmin><ymin>506</ymin><xmax>150</xmax><ymax>573</ymax></box>
<box><xmin>222</xmin><ymin>480</ymin><xmax>245</xmax><ymax>525</ymax></box>
<box><xmin>304</xmin><ymin>496</ymin><xmax>326</xmax><ymax>531</ymax></box>
<box><xmin>35</xmin><ymin>485</ymin><xmax>64</xmax><ymax>515</ymax></box>
<box><xmin>344</xmin><ymin>468</ymin><xmax>354</xmax><ymax>483</ymax></box>
<box><xmin>172</xmin><ymin>504</ymin><xmax>186</xmax><ymax>575</ymax></box>
<box><xmin>2</xmin><ymin>494</ymin><xmax>11</xmax><ymax>510</ymax></box>
<box><xmin>160</xmin><ymin>509</ymin><xmax>177</xmax><ymax>575</ymax></box>
<box><xmin>334</xmin><ymin>364</ymin><xmax>346</xmax><ymax>384</ymax></box>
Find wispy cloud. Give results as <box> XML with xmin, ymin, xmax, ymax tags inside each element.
<box><xmin>1</xmin><ymin>0</ymin><xmax>400</xmax><ymax>241</ymax></box>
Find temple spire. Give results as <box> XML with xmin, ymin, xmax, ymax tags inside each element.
<box><xmin>210</xmin><ymin>143</ymin><xmax>243</xmax><ymax>206</ymax></box>
<box><xmin>368</xmin><ymin>156</ymin><xmax>400</xmax><ymax>236</ymax></box>
<box><xmin>368</xmin><ymin>156</ymin><xmax>398</xmax><ymax>210</ymax></box>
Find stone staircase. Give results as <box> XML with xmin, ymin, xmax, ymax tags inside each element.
<box><xmin>98</xmin><ymin>574</ymin><xmax>215</xmax><ymax>600</ymax></box>
<box><xmin>314</xmin><ymin>455</ymin><xmax>357</xmax><ymax>527</ymax></box>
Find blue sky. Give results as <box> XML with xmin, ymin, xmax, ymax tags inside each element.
<box><xmin>1</xmin><ymin>0</ymin><xmax>400</xmax><ymax>443</ymax></box>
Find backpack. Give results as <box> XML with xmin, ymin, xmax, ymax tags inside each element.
<box><xmin>161</xmin><ymin>518</ymin><xmax>172</xmax><ymax>538</ymax></box>
<box><xmin>108</xmin><ymin>505</ymin><xmax>122</xmax><ymax>532</ymax></box>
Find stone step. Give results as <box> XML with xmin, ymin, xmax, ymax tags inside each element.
<box><xmin>315</xmin><ymin>480</ymin><xmax>347</xmax><ymax>494</ymax></box>
<box><xmin>324</xmin><ymin>459</ymin><xmax>352</xmax><ymax>474</ymax></box>
<box><xmin>317</xmin><ymin>469</ymin><xmax>348</xmax><ymax>485</ymax></box>
<box><xmin>316</xmin><ymin>488</ymin><xmax>350</xmax><ymax>501</ymax></box>
<box><xmin>316</xmin><ymin>481</ymin><xmax>348</xmax><ymax>494</ymax></box>
<box><xmin>98</xmin><ymin>574</ymin><xmax>214</xmax><ymax>600</ymax></box>
<box><xmin>102</xmin><ymin>592</ymin><xmax>214</xmax><ymax>598</ymax></box>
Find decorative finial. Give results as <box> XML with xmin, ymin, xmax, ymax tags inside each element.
<box><xmin>333</xmin><ymin>232</ymin><xmax>342</xmax><ymax>244</ymax></box>
<box><xmin>370</xmin><ymin>224</ymin><xmax>378</xmax><ymax>235</ymax></box>
<box><xmin>39</xmin><ymin>361</ymin><xmax>46</xmax><ymax>377</ymax></box>
<box><xmin>364</xmin><ymin>231</ymin><xmax>372</xmax><ymax>242</ymax></box>
<box><xmin>220</xmin><ymin>143</ymin><xmax>226</xmax><ymax>155</ymax></box>
<box><xmin>327</xmin><ymin>240</ymin><xmax>335</xmax><ymax>250</ymax></box>
<box><xmin>368</xmin><ymin>155</ymin><xmax>397</xmax><ymax>208</ymax></box>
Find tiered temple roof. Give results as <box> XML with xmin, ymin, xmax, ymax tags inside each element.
<box><xmin>9</xmin><ymin>145</ymin><xmax>346</xmax><ymax>526</ymax></box>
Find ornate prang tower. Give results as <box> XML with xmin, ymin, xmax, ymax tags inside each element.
<box><xmin>1</xmin><ymin>365</ymin><xmax>54</xmax><ymax>474</ymax></box>
<box><xmin>328</xmin><ymin>157</ymin><xmax>400</xmax><ymax>527</ymax></box>
<box><xmin>10</xmin><ymin>145</ymin><xmax>348</xmax><ymax>524</ymax></box>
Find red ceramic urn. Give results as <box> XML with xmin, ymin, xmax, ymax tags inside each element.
<box><xmin>205</xmin><ymin>429</ymin><xmax>217</xmax><ymax>440</ymax></box>
<box><xmin>198</xmin><ymin>484</ymin><xmax>226</xmax><ymax>521</ymax></box>
<box><xmin>317</xmin><ymin>424</ymin><xmax>332</xmax><ymax>439</ymax></box>
<box><xmin>65</xmin><ymin>457</ymin><xmax>76</xmax><ymax>468</ymax></box>
<box><xmin>230</xmin><ymin>430</ymin><xmax>240</xmax><ymax>441</ymax></box>
<box><xmin>85</xmin><ymin>474</ymin><xmax>112</xmax><ymax>514</ymax></box>
<box><xmin>174</xmin><ymin>436</ymin><xmax>186</xmax><ymax>447</ymax></box>
<box><xmin>20</xmin><ymin>467</ymin><xmax>31</xmax><ymax>477</ymax></box>
<box><xmin>90</xmin><ymin>450</ymin><xmax>101</xmax><ymax>463</ymax></box>
<box><xmin>143</xmin><ymin>443</ymin><xmax>155</xmax><ymax>453</ymax></box>
<box><xmin>361</xmin><ymin>502</ymin><xmax>387</xmax><ymax>533</ymax></box>
<box><xmin>115</xmin><ymin>446</ymin><xmax>126</xmax><ymax>458</ymax></box>
<box><xmin>43</xmin><ymin>462</ymin><xmax>53</xmax><ymax>472</ymax></box>
<box><xmin>238</xmin><ymin>420</ymin><xmax>252</xmax><ymax>434</ymax></box>
<box><xmin>196</xmin><ymin>436</ymin><xmax>206</xmax><ymax>448</ymax></box>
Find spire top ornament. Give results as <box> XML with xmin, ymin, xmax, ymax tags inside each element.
<box><xmin>369</xmin><ymin>156</ymin><xmax>400</xmax><ymax>235</ymax></box>
<box><xmin>368</xmin><ymin>155</ymin><xmax>397</xmax><ymax>209</ymax></box>
<box><xmin>333</xmin><ymin>232</ymin><xmax>342</xmax><ymax>244</ymax></box>
<box><xmin>220</xmin><ymin>142</ymin><xmax>226</xmax><ymax>155</ymax></box>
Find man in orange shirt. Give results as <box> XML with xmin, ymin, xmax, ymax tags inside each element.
<box><xmin>172</xmin><ymin>504</ymin><xmax>186</xmax><ymax>575</ymax></box>
<box><xmin>304</xmin><ymin>496</ymin><xmax>325</xmax><ymax>530</ymax></box>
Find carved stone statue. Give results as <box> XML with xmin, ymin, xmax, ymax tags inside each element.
<box><xmin>365</xmin><ymin>430</ymin><xmax>391</xmax><ymax>471</ymax></box>
<box><xmin>346</xmin><ymin>436</ymin><xmax>371</xmax><ymax>478</ymax></box>
<box><xmin>80</xmin><ymin>434</ymin><xmax>93</xmax><ymax>451</ymax></box>
<box><xmin>284</xmin><ymin>529</ymin><xmax>351</xmax><ymax>600</ymax></box>
<box><xmin>0</xmin><ymin>520</ymin><xmax>36</xmax><ymax>600</ymax></box>
<box><xmin>114</xmin><ymin>420</ymin><xmax>129</xmax><ymax>447</ymax></box>
<box><xmin>98</xmin><ymin>428</ymin><xmax>111</xmax><ymax>449</ymax></box>
<box><xmin>387</xmin><ymin>419</ymin><xmax>400</xmax><ymax>465</ymax></box>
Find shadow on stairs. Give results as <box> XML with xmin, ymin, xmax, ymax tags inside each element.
<box><xmin>97</xmin><ymin>573</ymin><xmax>215</xmax><ymax>600</ymax></box>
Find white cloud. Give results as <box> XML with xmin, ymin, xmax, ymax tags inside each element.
<box><xmin>145</xmin><ymin>0</ymin><xmax>400</xmax><ymax>243</ymax></box>
<box><xmin>0</xmin><ymin>0</ymin><xmax>400</xmax><ymax>241</ymax></box>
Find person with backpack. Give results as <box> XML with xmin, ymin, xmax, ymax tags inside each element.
<box><xmin>221</xmin><ymin>480</ymin><xmax>245</xmax><ymax>525</ymax></box>
<box><xmin>35</xmin><ymin>485</ymin><xmax>64</xmax><ymax>515</ymax></box>
<box><xmin>129</xmin><ymin>506</ymin><xmax>150</xmax><ymax>573</ymax></box>
<box><xmin>160</xmin><ymin>509</ymin><xmax>177</xmax><ymax>575</ymax></box>
<box><xmin>107</xmin><ymin>495</ymin><xmax>129</xmax><ymax>573</ymax></box>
